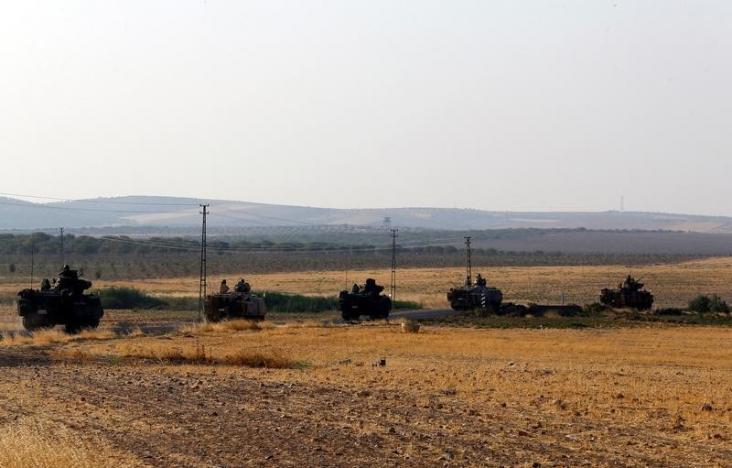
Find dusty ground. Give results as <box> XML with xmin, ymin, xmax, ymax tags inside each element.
<box><xmin>0</xmin><ymin>312</ymin><xmax>730</xmax><ymax>467</ymax></box>
<box><xmin>5</xmin><ymin>257</ymin><xmax>732</xmax><ymax>309</ymax></box>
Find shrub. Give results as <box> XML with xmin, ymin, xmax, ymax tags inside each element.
<box><xmin>99</xmin><ymin>287</ymin><xmax>166</xmax><ymax>309</ymax></box>
<box><xmin>688</xmin><ymin>295</ymin><xmax>729</xmax><ymax>314</ymax></box>
<box><xmin>709</xmin><ymin>295</ymin><xmax>730</xmax><ymax>313</ymax></box>
<box><xmin>263</xmin><ymin>292</ymin><xmax>338</xmax><ymax>313</ymax></box>
<box><xmin>688</xmin><ymin>295</ymin><xmax>711</xmax><ymax>313</ymax></box>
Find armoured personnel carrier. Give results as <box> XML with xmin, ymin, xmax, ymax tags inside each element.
<box><xmin>204</xmin><ymin>279</ymin><xmax>267</xmax><ymax>322</ymax></box>
<box><xmin>339</xmin><ymin>278</ymin><xmax>392</xmax><ymax>321</ymax></box>
<box><xmin>447</xmin><ymin>237</ymin><xmax>503</xmax><ymax>312</ymax></box>
<box><xmin>600</xmin><ymin>275</ymin><xmax>654</xmax><ymax>311</ymax></box>
<box><xmin>448</xmin><ymin>273</ymin><xmax>504</xmax><ymax>312</ymax></box>
<box><xmin>16</xmin><ymin>266</ymin><xmax>104</xmax><ymax>333</ymax></box>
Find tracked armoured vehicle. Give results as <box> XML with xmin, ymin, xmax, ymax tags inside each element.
<box><xmin>600</xmin><ymin>275</ymin><xmax>654</xmax><ymax>311</ymax></box>
<box><xmin>204</xmin><ymin>279</ymin><xmax>267</xmax><ymax>322</ymax></box>
<box><xmin>16</xmin><ymin>266</ymin><xmax>104</xmax><ymax>333</ymax></box>
<box><xmin>339</xmin><ymin>278</ymin><xmax>392</xmax><ymax>321</ymax></box>
<box><xmin>448</xmin><ymin>273</ymin><xmax>504</xmax><ymax>312</ymax></box>
<box><xmin>448</xmin><ymin>237</ymin><xmax>503</xmax><ymax>312</ymax></box>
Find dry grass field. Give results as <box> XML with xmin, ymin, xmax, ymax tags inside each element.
<box><xmin>54</xmin><ymin>257</ymin><xmax>732</xmax><ymax>308</ymax></box>
<box><xmin>0</xmin><ymin>316</ymin><xmax>730</xmax><ymax>466</ymax></box>
<box><xmin>0</xmin><ymin>258</ymin><xmax>731</xmax><ymax>466</ymax></box>
<box><xmin>4</xmin><ymin>257</ymin><xmax>732</xmax><ymax>309</ymax></box>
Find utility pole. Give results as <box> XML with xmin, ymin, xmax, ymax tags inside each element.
<box><xmin>59</xmin><ymin>227</ymin><xmax>65</xmax><ymax>265</ymax></box>
<box><xmin>390</xmin><ymin>228</ymin><xmax>398</xmax><ymax>301</ymax></box>
<box><xmin>30</xmin><ymin>234</ymin><xmax>35</xmax><ymax>290</ymax></box>
<box><xmin>198</xmin><ymin>204</ymin><xmax>209</xmax><ymax>322</ymax></box>
<box><xmin>464</xmin><ymin>236</ymin><xmax>472</xmax><ymax>287</ymax></box>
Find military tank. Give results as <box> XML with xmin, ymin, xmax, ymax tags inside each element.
<box><xmin>204</xmin><ymin>280</ymin><xmax>267</xmax><ymax>322</ymax></box>
<box><xmin>16</xmin><ymin>266</ymin><xmax>104</xmax><ymax>333</ymax></box>
<box><xmin>448</xmin><ymin>273</ymin><xmax>504</xmax><ymax>312</ymax></box>
<box><xmin>448</xmin><ymin>237</ymin><xmax>503</xmax><ymax>312</ymax></box>
<box><xmin>600</xmin><ymin>275</ymin><xmax>654</xmax><ymax>311</ymax></box>
<box><xmin>339</xmin><ymin>278</ymin><xmax>392</xmax><ymax>321</ymax></box>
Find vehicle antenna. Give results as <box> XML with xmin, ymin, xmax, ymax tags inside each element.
<box><xmin>390</xmin><ymin>228</ymin><xmax>398</xmax><ymax>301</ymax></box>
<box><xmin>198</xmin><ymin>204</ymin><xmax>209</xmax><ymax>322</ymax></box>
<box><xmin>464</xmin><ymin>236</ymin><xmax>472</xmax><ymax>287</ymax></box>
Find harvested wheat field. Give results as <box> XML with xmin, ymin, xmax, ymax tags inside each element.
<box><xmin>60</xmin><ymin>256</ymin><xmax>732</xmax><ymax>308</ymax></box>
<box><xmin>0</xmin><ymin>319</ymin><xmax>730</xmax><ymax>466</ymax></box>
<box><xmin>3</xmin><ymin>257</ymin><xmax>732</xmax><ymax>309</ymax></box>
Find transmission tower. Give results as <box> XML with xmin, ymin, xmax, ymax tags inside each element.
<box><xmin>464</xmin><ymin>236</ymin><xmax>472</xmax><ymax>287</ymax></box>
<box><xmin>198</xmin><ymin>204</ymin><xmax>209</xmax><ymax>322</ymax></box>
<box><xmin>390</xmin><ymin>228</ymin><xmax>398</xmax><ymax>300</ymax></box>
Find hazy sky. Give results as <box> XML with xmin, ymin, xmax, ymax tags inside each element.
<box><xmin>1</xmin><ymin>1</ymin><xmax>730</xmax><ymax>214</ymax></box>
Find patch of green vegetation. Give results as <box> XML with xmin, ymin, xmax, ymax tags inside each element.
<box><xmin>98</xmin><ymin>287</ymin><xmax>420</xmax><ymax>313</ymax></box>
<box><xmin>262</xmin><ymin>292</ymin><xmax>338</xmax><ymax>313</ymax></box>
<box><xmin>261</xmin><ymin>292</ymin><xmax>420</xmax><ymax>313</ymax></box>
<box><xmin>688</xmin><ymin>294</ymin><xmax>730</xmax><ymax>314</ymax></box>
<box><xmin>98</xmin><ymin>287</ymin><xmax>166</xmax><ymax>310</ymax></box>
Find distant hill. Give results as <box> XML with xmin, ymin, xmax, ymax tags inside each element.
<box><xmin>2</xmin><ymin>195</ymin><xmax>732</xmax><ymax>233</ymax></box>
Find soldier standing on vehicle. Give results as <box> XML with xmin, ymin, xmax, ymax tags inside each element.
<box><xmin>40</xmin><ymin>278</ymin><xmax>51</xmax><ymax>291</ymax></box>
<box><xmin>56</xmin><ymin>265</ymin><xmax>78</xmax><ymax>293</ymax></box>
<box><xmin>220</xmin><ymin>279</ymin><xmax>230</xmax><ymax>294</ymax></box>
<box><xmin>475</xmin><ymin>274</ymin><xmax>487</xmax><ymax>287</ymax></box>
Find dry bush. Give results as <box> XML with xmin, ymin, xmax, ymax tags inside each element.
<box><xmin>219</xmin><ymin>349</ymin><xmax>301</xmax><ymax>368</ymax></box>
<box><xmin>0</xmin><ymin>328</ymin><xmax>117</xmax><ymax>347</ymax></box>
<box><xmin>116</xmin><ymin>341</ymin><xmax>300</xmax><ymax>368</ymax></box>
<box><xmin>401</xmin><ymin>320</ymin><xmax>421</xmax><ymax>333</ymax></box>
<box><xmin>0</xmin><ymin>417</ymin><xmax>131</xmax><ymax>467</ymax></box>
<box><xmin>52</xmin><ymin>348</ymin><xmax>97</xmax><ymax>365</ymax></box>
<box><xmin>120</xmin><ymin>342</ymin><xmax>210</xmax><ymax>364</ymax></box>
<box><xmin>180</xmin><ymin>319</ymin><xmax>272</xmax><ymax>335</ymax></box>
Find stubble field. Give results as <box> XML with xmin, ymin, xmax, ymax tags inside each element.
<box><xmin>0</xmin><ymin>319</ymin><xmax>729</xmax><ymax>466</ymax></box>
<box><xmin>0</xmin><ymin>258</ymin><xmax>731</xmax><ymax>466</ymax></box>
<box><xmin>24</xmin><ymin>256</ymin><xmax>732</xmax><ymax>309</ymax></box>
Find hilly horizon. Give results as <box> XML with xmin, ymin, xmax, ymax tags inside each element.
<box><xmin>2</xmin><ymin>195</ymin><xmax>732</xmax><ymax>233</ymax></box>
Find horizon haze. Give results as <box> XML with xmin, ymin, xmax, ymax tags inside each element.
<box><xmin>1</xmin><ymin>1</ymin><xmax>730</xmax><ymax>215</ymax></box>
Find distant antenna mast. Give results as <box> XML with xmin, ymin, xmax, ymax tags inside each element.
<box><xmin>390</xmin><ymin>228</ymin><xmax>398</xmax><ymax>300</ymax></box>
<box><xmin>620</xmin><ymin>196</ymin><xmax>625</xmax><ymax>213</ymax></box>
<box><xmin>59</xmin><ymin>227</ymin><xmax>65</xmax><ymax>265</ymax></box>
<box><xmin>464</xmin><ymin>236</ymin><xmax>472</xmax><ymax>287</ymax></box>
<box><xmin>198</xmin><ymin>204</ymin><xmax>209</xmax><ymax>322</ymax></box>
